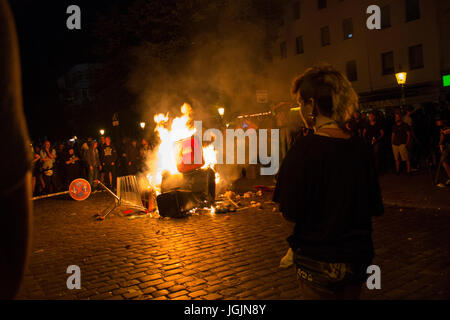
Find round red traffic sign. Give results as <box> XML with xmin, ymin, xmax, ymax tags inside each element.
<box><xmin>69</xmin><ymin>178</ymin><xmax>91</xmax><ymax>201</ymax></box>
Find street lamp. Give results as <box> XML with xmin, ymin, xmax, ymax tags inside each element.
<box><xmin>395</xmin><ymin>72</ymin><xmax>407</xmax><ymax>108</ymax></box>
<box><xmin>140</xmin><ymin>122</ymin><xmax>146</xmax><ymax>129</ymax></box>
<box><xmin>217</xmin><ymin>107</ymin><xmax>225</xmax><ymax>117</ymax></box>
<box><xmin>100</xmin><ymin>129</ymin><xmax>105</xmax><ymax>136</ymax></box>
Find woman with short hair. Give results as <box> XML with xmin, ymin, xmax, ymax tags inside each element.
<box><xmin>274</xmin><ymin>65</ymin><xmax>384</xmax><ymax>300</ymax></box>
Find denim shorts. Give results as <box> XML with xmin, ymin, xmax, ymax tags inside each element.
<box><xmin>294</xmin><ymin>249</ymin><xmax>371</xmax><ymax>293</ymax></box>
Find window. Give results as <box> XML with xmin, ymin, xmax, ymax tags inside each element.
<box><xmin>321</xmin><ymin>26</ymin><xmax>330</xmax><ymax>46</ymax></box>
<box><xmin>346</xmin><ymin>60</ymin><xmax>358</xmax><ymax>82</ymax></box>
<box><xmin>295</xmin><ymin>36</ymin><xmax>304</xmax><ymax>54</ymax></box>
<box><xmin>343</xmin><ymin>18</ymin><xmax>353</xmax><ymax>39</ymax></box>
<box><xmin>381</xmin><ymin>5</ymin><xmax>391</xmax><ymax>29</ymax></box>
<box><xmin>409</xmin><ymin>44</ymin><xmax>424</xmax><ymax>69</ymax></box>
<box><xmin>318</xmin><ymin>0</ymin><xmax>327</xmax><ymax>10</ymax></box>
<box><xmin>381</xmin><ymin>51</ymin><xmax>395</xmax><ymax>75</ymax></box>
<box><xmin>280</xmin><ymin>41</ymin><xmax>287</xmax><ymax>59</ymax></box>
<box><xmin>293</xmin><ymin>1</ymin><xmax>301</xmax><ymax>20</ymax></box>
<box><xmin>406</xmin><ymin>0</ymin><xmax>420</xmax><ymax>22</ymax></box>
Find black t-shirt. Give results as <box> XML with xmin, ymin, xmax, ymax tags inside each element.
<box><xmin>392</xmin><ymin>122</ymin><xmax>410</xmax><ymax>145</ymax></box>
<box><xmin>273</xmin><ymin>134</ymin><xmax>383</xmax><ymax>263</ymax></box>
<box><xmin>101</xmin><ymin>145</ymin><xmax>118</xmax><ymax>164</ymax></box>
<box><xmin>365</xmin><ymin>123</ymin><xmax>382</xmax><ymax>144</ymax></box>
<box><xmin>0</xmin><ymin>3</ymin><xmax>32</xmax><ymax>196</ymax></box>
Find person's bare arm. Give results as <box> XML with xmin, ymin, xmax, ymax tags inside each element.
<box><xmin>440</xmin><ymin>131</ymin><xmax>445</xmax><ymax>152</ymax></box>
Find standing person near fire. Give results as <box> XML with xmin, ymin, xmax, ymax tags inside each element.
<box><xmin>139</xmin><ymin>138</ymin><xmax>150</xmax><ymax>172</ymax></box>
<box><xmin>391</xmin><ymin>112</ymin><xmax>411</xmax><ymax>174</ymax></box>
<box><xmin>127</xmin><ymin>139</ymin><xmax>139</xmax><ymax>175</ymax></box>
<box><xmin>31</xmin><ymin>144</ymin><xmax>41</xmax><ymax>196</ymax></box>
<box><xmin>436</xmin><ymin>119</ymin><xmax>450</xmax><ymax>187</ymax></box>
<box><xmin>274</xmin><ymin>65</ymin><xmax>383</xmax><ymax>300</ymax></box>
<box><xmin>101</xmin><ymin>136</ymin><xmax>118</xmax><ymax>189</ymax></box>
<box><xmin>363</xmin><ymin>111</ymin><xmax>384</xmax><ymax>173</ymax></box>
<box><xmin>84</xmin><ymin>140</ymin><xmax>101</xmax><ymax>188</ymax></box>
<box><xmin>64</xmin><ymin>147</ymin><xmax>81</xmax><ymax>186</ymax></box>
<box><xmin>98</xmin><ymin>135</ymin><xmax>106</xmax><ymax>183</ymax></box>
<box><xmin>40</xmin><ymin>140</ymin><xmax>57</xmax><ymax>194</ymax></box>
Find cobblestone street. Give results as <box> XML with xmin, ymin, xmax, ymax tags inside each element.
<box><xmin>16</xmin><ymin>173</ymin><xmax>450</xmax><ymax>300</ymax></box>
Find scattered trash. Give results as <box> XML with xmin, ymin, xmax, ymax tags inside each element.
<box><xmin>225</xmin><ymin>190</ymin><xmax>235</xmax><ymax>199</ymax></box>
<box><xmin>122</xmin><ymin>209</ymin><xmax>134</xmax><ymax>215</ymax></box>
<box><xmin>256</xmin><ymin>190</ymin><xmax>263</xmax><ymax>197</ymax></box>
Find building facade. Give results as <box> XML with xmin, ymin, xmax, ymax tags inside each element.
<box><xmin>267</xmin><ymin>0</ymin><xmax>449</xmax><ymax>110</ymax></box>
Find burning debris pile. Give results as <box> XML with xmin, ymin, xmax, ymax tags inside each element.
<box><xmin>129</xmin><ymin>102</ymin><xmax>279</xmax><ymax>219</ymax></box>
<box><xmin>139</xmin><ymin>103</ymin><xmax>220</xmax><ymax>218</ymax></box>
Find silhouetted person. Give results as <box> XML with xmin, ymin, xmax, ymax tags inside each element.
<box><xmin>127</xmin><ymin>139</ymin><xmax>139</xmax><ymax>175</ymax></box>
<box><xmin>0</xmin><ymin>0</ymin><xmax>33</xmax><ymax>299</ymax></box>
<box><xmin>64</xmin><ymin>147</ymin><xmax>81</xmax><ymax>186</ymax></box>
<box><xmin>40</xmin><ymin>140</ymin><xmax>57</xmax><ymax>194</ymax></box>
<box><xmin>100</xmin><ymin>136</ymin><xmax>117</xmax><ymax>188</ymax></box>
<box><xmin>391</xmin><ymin>113</ymin><xmax>411</xmax><ymax>174</ymax></box>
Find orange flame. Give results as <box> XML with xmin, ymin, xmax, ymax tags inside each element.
<box><xmin>147</xmin><ymin>103</ymin><xmax>219</xmax><ymax>187</ymax></box>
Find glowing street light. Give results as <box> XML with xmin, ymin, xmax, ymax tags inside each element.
<box><xmin>395</xmin><ymin>72</ymin><xmax>407</xmax><ymax>85</ymax></box>
<box><xmin>140</xmin><ymin>122</ymin><xmax>146</xmax><ymax>129</ymax></box>
<box><xmin>218</xmin><ymin>107</ymin><xmax>225</xmax><ymax>117</ymax></box>
<box><xmin>395</xmin><ymin>72</ymin><xmax>407</xmax><ymax>107</ymax></box>
<box><xmin>100</xmin><ymin>129</ymin><xmax>105</xmax><ymax>135</ymax></box>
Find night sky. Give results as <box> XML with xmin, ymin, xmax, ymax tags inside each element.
<box><xmin>11</xmin><ymin>0</ymin><xmax>115</xmax><ymax>140</ymax></box>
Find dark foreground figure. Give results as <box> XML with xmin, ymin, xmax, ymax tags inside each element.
<box><xmin>274</xmin><ymin>65</ymin><xmax>384</xmax><ymax>299</ymax></box>
<box><xmin>0</xmin><ymin>0</ymin><xmax>33</xmax><ymax>299</ymax></box>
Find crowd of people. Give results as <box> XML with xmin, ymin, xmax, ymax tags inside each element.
<box><xmin>293</xmin><ymin>102</ymin><xmax>450</xmax><ymax>186</ymax></box>
<box><xmin>30</xmin><ymin>136</ymin><xmax>154</xmax><ymax>196</ymax></box>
